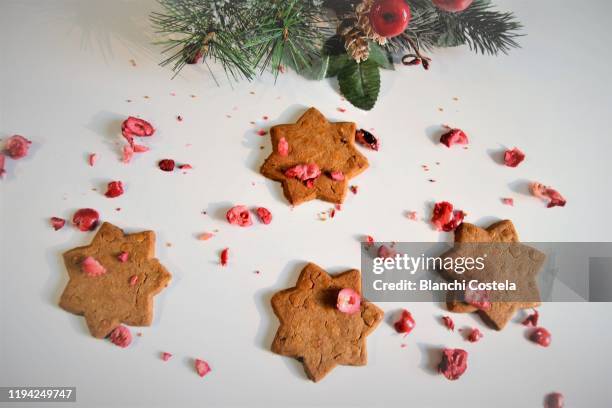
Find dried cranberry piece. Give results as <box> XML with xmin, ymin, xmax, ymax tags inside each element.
<box><xmin>194</xmin><ymin>359</ymin><xmax>211</xmax><ymax>377</ymax></box>
<box><xmin>530</xmin><ymin>327</ymin><xmax>552</xmax><ymax>347</ymax></box>
<box><xmin>72</xmin><ymin>208</ymin><xmax>100</xmax><ymax>232</ymax></box>
<box><xmin>442</xmin><ymin>315</ymin><xmax>455</xmax><ymax>331</ymax></box>
<box><xmin>438</xmin><ymin>348</ymin><xmax>468</xmax><ymax>380</ymax></box>
<box><xmin>355</xmin><ymin>129</ymin><xmax>379</xmax><ymax>151</ymax></box>
<box><xmin>105</xmin><ymin>181</ymin><xmax>124</xmax><ymax>198</ymax></box>
<box><xmin>108</xmin><ymin>325</ymin><xmax>132</xmax><ymax>348</ymax></box>
<box><xmin>337</xmin><ymin>288</ymin><xmax>361</xmax><ymax>314</ymax></box>
<box><xmin>464</xmin><ymin>288</ymin><xmax>491</xmax><ymax>310</ymax></box>
<box><xmin>5</xmin><ymin>135</ymin><xmax>32</xmax><ymax>159</ymax></box>
<box><xmin>226</xmin><ymin>205</ymin><xmax>252</xmax><ymax>227</ymax></box>
<box><xmin>503</xmin><ymin>147</ymin><xmax>525</xmax><ymax>167</ymax></box>
<box><xmin>522</xmin><ymin>309</ymin><xmax>539</xmax><ymax>327</ymax></box>
<box><xmin>467</xmin><ymin>328</ymin><xmax>483</xmax><ymax>343</ymax></box>
<box><xmin>431</xmin><ymin>201</ymin><xmax>465</xmax><ymax>232</ymax></box>
<box><xmin>220</xmin><ymin>248</ymin><xmax>229</xmax><ymax>266</ymax></box>
<box><xmin>81</xmin><ymin>256</ymin><xmax>106</xmax><ymax>277</ymax></box>
<box><xmin>440</xmin><ymin>128</ymin><xmax>468</xmax><ymax>148</ymax></box>
<box><xmin>255</xmin><ymin>207</ymin><xmax>272</xmax><ymax>224</ymax></box>
<box><xmin>544</xmin><ymin>392</ymin><xmax>564</xmax><ymax>408</ymax></box>
<box><xmin>394</xmin><ymin>309</ymin><xmax>416</xmax><ymax>334</ymax></box>
<box><xmin>50</xmin><ymin>217</ymin><xmax>66</xmax><ymax>231</ymax></box>
<box><xmin>158</xmin><ymin>159</ymin><xmax>175</xmax><ymax>172</ymax></box>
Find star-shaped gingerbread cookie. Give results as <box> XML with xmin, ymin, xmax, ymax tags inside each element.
<box><xmin>271</xmin><ymin>263</ymin><xmax>383</xmax><ymax>382</ymax></box>
<box><xmin>59</xmin><ymin>222</ymin><xmax>172</xmax><ymax>338</ymax></box>
<box><xmin>261</xmin><ymin>108</ymin><xmax>368</xmax><ymax>205</ymax></box>
<box><xmin>440</xmin><ymin>220</ymin><xmax>545</xmax><ymax>330</ymax></box>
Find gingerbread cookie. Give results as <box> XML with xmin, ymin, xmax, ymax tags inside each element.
<box><xmin>261</xmin><ymin>108</ymin><xmax>369</xmax><ymax>205</ymax></box>
<box><xmin>446</xmin><ymin>220</ymin><xmax>520</xmax><ymax>313</ymax></box>
<box><xmin>271</xmin><ymin>263</ymin><xmax>383</xmax><ymax>382</ymax></box>
<box><xmin>60</xmin><ymin>222</ymin><xmax>171</xmax><ymax>338</ymax></box>
<box><xmin>440</xmin><ymin>220</ymin><xmax>545</xmax><ymax>330</ymax></box>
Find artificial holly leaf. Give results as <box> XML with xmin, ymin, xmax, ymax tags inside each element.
<box><xmin>326</xmin><ymin>54</ymin><xmax>351</xmax><ymax>78</ymax></box>
<box><xmin>338</xmin><ymin>59</ymin><xmax>380</xmax><ymax>111</ymax></box>
<box><xmin>368</xmin><ymin>43</ymin><xmax>394</xmax><ymax>70</ymax></box>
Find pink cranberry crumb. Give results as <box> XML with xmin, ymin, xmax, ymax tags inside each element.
<box><xmin>226</xmin><ymin>205</ymin><xmax>252</xmax><ymax>227</ymax></box>
<box><xmin>394</xmin><ymin>309</ymin><xmax>416</xmax><ymax>334</ymax></box>
<box><xmin>442</xmin><ymin>316</ymin><xmax>455</xmax><ymax>331</ymax></box>
<box><xmin>105</xmin><ymin>181</ymin><xmax>124</xmax><ymax>198</ymax></box>
<box><xmin>502</xmin><ymin>198</ymin><xmax>514</xmax><ymax>206</ymax></box>
<box><xmin>464</xmin><ymin>288</ymin><xmax>491</xmax><ymax>310</ymax></box>
<box><xmin>118</xmin><ymin>251</ymin><xmax>129</xmax><ymax>263</ymax></box>
<box><xmin>278</xmin><ymin>137</ymin><xmax>289</xmax><ymax>156</ymax></box>
<box><xmin>257</xmin><ymin>130</ymin><xmax>267</xmax><ymax>136</ymax></box>
<box><xmin>129</xmin><ymin>275</ymin><xmax>138</xmax><ymax>286</ymax></box>
<box><xmin>530</xmin><ymin>327</ymin><xmax>552</xmax><ymax>347</ymax></box>
<box><xmin>81</xmin><ymin>256</ymin><xmax>106</xmax><ymax>277</ymax></box>
<box><xmin>330</xmin><ymin>171</ymin><xmax>345</xmax><ymax>181</ymax></box>
<box><xmin>89</xmin><ymin>153</ymin><xmax>97</xmax><ymax>166</ymax></box>
<box><xmin>504</xmin><ymin>147</ymin><xmax>525</xmax><ymax>167</ymax></box>
<box><xmin>72</xmin><ymin>208</ymin><xmax>100</xmax><ymax>232</ymax></box>
<box><xmin>0</xmin><ymin>153</ymin><xmax>5</xmax><ymax>178</ymax></box>
<box><xmin>467</xmin><ymin>328</ymin><xmax>483</xmax><ymax>343</ymax></box>
<box><xmin>439</xmin><ymin>348</ymin><xmax>468</xmax><ymax>380</ymax></box>
<box><xmin>195</xmin><ymin>359</ymin><xmax>212</xmax><ymax>377</ymax></box>
<box><xmin>337</xmin><ymin>288</ymin><xmax>361</xmax><ymax>314</ymax></box>
<box><xmin>158</xmin><ymin>159</ymin><xmax>175</xmax><ymax>172</ymax></box>
<box><xmin>284</xmin><ymin>163</ymin><xmax>321</xmax><ymax>185</ymax></box>
<box><xmin>50</xmin><ymin>217</ymin><xmax>66</xmax><ymax>231</ymax></box>
<box><xmin>378</xmin><ymin>245</ymin><xmax>397</xmax><ymax>259</ymax></box>
<box><xmin>122</xmin><ymin>145</ymin><xmax>134</xmax><ymax>163</ymax></box>
<box><xmin>198</xmin><ymin>232</ymin><xmax>214</xmax><ymax>241</ymax></box>
<box><xmin>5</xmin><ymin>135</ymin><xmax>32</xmax><ymax>159</ymax></box>
<box><xmin>530</xmin><ymin>182</ymin><xmax>566</xmax><ymax>208</ymax></box>
<box><xmin>440</xmin><ymin>127</ymin><xmax>468</xmax><ymax>148</ymax></box>
<box><xmin>109</xmin><ymin>325</ymin><xmax>132</xmax><ymax>348</ymax></box>
<box><xmin>255</xmin><ymin>207</ymin><xmax>272</xmax><ymax>224</ymax></box>
<box><xmin>406</xmin><ymin>211</ymin><xmax>418</xmax><ymax>220</ymax></box>
<box><xmin>161</xmin><ymin>352</ymin><xmax>173</xmax><ymax>361</ymax></box>
<box><xmin>544</xmin><ymin>392</ymin><xmax>564</xmax><ymax>408</ymax></box>
<box><xmin>133</xmin><ymin>144</ymin><xmax>149</xmax><ymax>153</ymax></box>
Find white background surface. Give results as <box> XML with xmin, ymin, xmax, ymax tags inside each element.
<box><xmin>1</xmin><ymin>0</ymin><xmax>612</xmax><ymax>407</ymax></box>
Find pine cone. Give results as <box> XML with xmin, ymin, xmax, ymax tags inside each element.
<box><xmin>338</xmin><ymin>0</ymin><xmax>387</xmax><ymax>63</ymax></box>
<box><xmin>355</xmin><ymin>0</ymin><xmax>387</xmax><ymax>46</ymax></box>
<box><xmin>339</xmin><ymin>19</ymin><xmax>370</xmax><ymax>63</ymax></box>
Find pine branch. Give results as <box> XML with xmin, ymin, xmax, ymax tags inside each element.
<box><xmin>439</xmin><ymin>0</ymin><xmax>523</xmax><ymax>55</ymax></box>
<box><xmin>244</xmin><ymin>0</ymin><xmax>328</xmax><ymax>78</ymax></box>
<box><xmin>151</xmin><ymin>0</ymin><xmax>255</xmax><ymax>80</ymax></box>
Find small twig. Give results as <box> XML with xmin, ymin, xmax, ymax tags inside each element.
<box><xmin>402</xmin><ymin>37</ymin><xmax>431</xmax><ymax>70</ymax></box>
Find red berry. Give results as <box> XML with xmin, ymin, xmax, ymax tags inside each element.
<box><xmin>433</xmin><ymin>0</ymin><xmax>473</xmax><ymax>13</ymax></box>
<box><xmin>394</xmin><ymin>309</ymin><xmax>416</xmax><ymax>334</ymax></box>
<box><xmin>158</xmin><ymin>159</ymin><xmax>175</xmax><ymax>172</ymax></box>
<box><xmin>369</xmin><ymin>0</ymin><xmax>411</xmax><ymax>38</ymax></box>
<box><xmin>104</xmin><ymin>181</ymin><xmax>124</xmax><ymax>198</ymax></box>
<box><xmin>72</xmin><ymin>208</ymin><xmax>100</xmax><ymax>232</ymax></box>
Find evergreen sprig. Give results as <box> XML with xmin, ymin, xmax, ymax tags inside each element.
<box><xmin>151</xmin><ymin>0</ymin><xmax>524</xmax><ymax>110</ymax></box>
<box><xmin>245</xmin><ymin>0</ymin><xmax>326</xmax><ymax>78</ymax></box>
